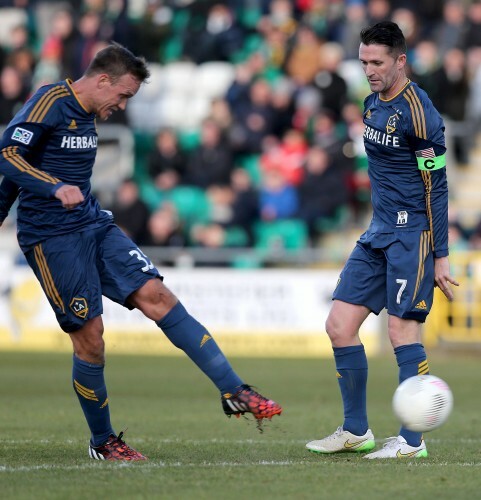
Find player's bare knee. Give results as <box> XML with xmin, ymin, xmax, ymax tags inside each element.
<box><xmin>129</xmin><ymin>278</ymin><xmax>178</xmax><ymax>321</ymax></box>
<box><xmin>69</xmin><ymin>318</ymin><xmax>105</xmax><ymax>364</ymax></box>
<box><xmin>325</xmin><ymin>315</ymin><xmax>341</xmax><ymax>344</ymax></box>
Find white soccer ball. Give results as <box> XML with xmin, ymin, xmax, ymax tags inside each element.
<box><xmin>392</xmin><ymin>375</ymin><xmax>453</xmax><ymax>432</ymax></box>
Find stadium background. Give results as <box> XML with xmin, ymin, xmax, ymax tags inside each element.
<box><xmin>1</xmin><ymin>0</ymin><xmax>481</xmax><ymax>354</ymax></box>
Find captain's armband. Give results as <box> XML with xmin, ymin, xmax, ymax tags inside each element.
<box><xmin>415</xmin><ymin>149</ymin><xmax>446</xmax><ymax>171</ymax></box>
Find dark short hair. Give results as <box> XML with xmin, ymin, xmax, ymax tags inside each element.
<box><xmin>84</xmin><ymin>42</ymin><xmax>150</xmax><ymax>83</ymax></box>
<box><xmin>360</xmin><ymin>21</ymin><xmax>407</xmax><ymax>58</ymax></box>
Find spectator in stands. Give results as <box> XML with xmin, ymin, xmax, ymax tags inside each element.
<box><xmin>311</xmin><ymin>41</ymin><xmax>349</xmax><ymax>120</ymax></box>
<box><xmin>284</xmin><ymin>24</ymin><xmax>323</xmax><ymax>86</ymax></box>
<box><xmin>341</xmin><ymin>101</ymin><xmax>370</xmax><ymax>217</ymax></box>
<box><xmin>73</xmin><ymin>10</ymin><xmax>103</xmax><ymax>80</ymax></box>
<box><xmin>144</xmin><ymin>203</ymin><xmax>186</xmax><ymax>247</ymax></box>
<box><xmin>436</xmin><ymin>48</ymin><xmax>471</xmax><ymax>164</ymax></box>
<box><xmin>190</xmin><ymin>183</ymin><xmax>251</xmax><ymax>249</ymax></box>
<box><xmin>132</xmin><ymin>0</ymin><xmax>172</xmax><ymax>62</ymax></box>
<box><xmin>311</xmin><ymin>108</ymin><xmax>346</xmax><ymax>164</ymax></box>
<box><xmin>270</xmin><ymin>77</ymin><xmax>295</xmax><ymax>137</ymax></box>
<box><xmin>185</xmin><ymin>118</ymin><xmax>234</xmax><ymax>188</ymax></box>
<box><xmin>229</xmin><ymin>167</ymin><xmax>260</xmax><ymax>245</ymax></box>
<box><xmin>259</xmin><ymin>167</ymin><xmax>298</xmax><ymax>221</ymax></box>
<box><xmin>466</xmin><ymin>47</ymin><xmax>481</xmax><ymax>137</ymax></box>
<box><xmin>186</xmin><ymin>4</ymin><xmax>245</xmax><ymax>64</ymax></box>
<box><xmin>0</xmin><ymin>64</ymin><xmax>29</xmax><ymax>124</ymax></box>
<box><xmin>7</xmin><ymin>23</ymin><xmax>29</xmax><ymax>52</ymax></box>
<box><xmin>260</xmin><ymin>128</ymin><xmax>308</xmax><ymax>186</ymax></box>
<box><xmin>297</xmin><ymin>145</ymin><xmax>350</xmax><ymax>243</ymax></box>
<box><xmin>209</xmin><ymin>97</ymin><xmax>234</xmax><ymax>135</ymax></box>
<box><xmin>230</xmin><ymin>77</ymin><xmax>276</xmax><ymax>154</ymax></box>
<box><xmin>147</xmin><ymin>128</ymin><xmax>187</xmax><ymax>191</ymax></box>
<box><xmin>335</xmin><ymin>2</ymin><xmax>367</xmax><ymax>60</ymax></box>
<box><xmin>366</xmin><ymin>0</ymin><xmax>391</xmax><ymax>26</ymax></box>
<box><xmin>410</xmin><ymin>39</ymin><xmax>442</xmax><ymax>101</ymax></box>
<box><xmin>39</xmin><ymin>7</ymin><xmax>81</xmax><ymax>81</ymax></box>
<box><xmin>6</xmin><ymin>48</ymin><xmax>36</xmax><ymax>93</ymax></box>
<box><xmin>391</xmin><ymin>8</ymin><xmax>421</xmax><ymax>54</ymax></box>
<box><xmin>256</xmin><ymin>23</ymin><xmax>289</xmax><ymax>73</ymax></box>
<box><xmin>102</xmin><ymin>0</ymin><xmax>135</xmax><ymax>49</ymax></box>
<box><xmin>225</xmin><ymin>60</ymin><xmax>255</xmax><ymax>118</ymax></box>
<box><xmin>109</xmin><ymin>178</ymin><xmax>150</xmax><ymax>246</ymax></box>
<box><xmin>432</xmin><ymin>0</ymin><xmax>468</xmax><ymax>58</ymax></box>
<box><xmin>462</xmin><ymin>1</ymin><xmax>481</xmax><ymax>50</ymax></box>
<box><xmin>299</xmin><ymin>0</ymin><xmax>330</xmax><ymax>39</ymax></box>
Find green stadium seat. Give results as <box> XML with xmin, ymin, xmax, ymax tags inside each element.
<box><xmin>169</xmin><ymin>186</ymin><xmax>210</xmax><ymax>226</ymax></box>
<box><xmin>315</xmin><ymin>205</ymin><xmax>351</xmax><ymax>233</ymax></box>
<box><xmin>254</xmin><ymin>219</ymin><xmax>309</xmax><ymax>250</ymax></box>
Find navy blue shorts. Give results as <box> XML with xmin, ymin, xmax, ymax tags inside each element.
<box><xmin>333</xmin><ymin>231</ymin><xmax>434</xmax><ymax>322</ymax></box>
<box><xmin>24</xmin><ymin>223</ymin><xmax>161</xmax><ymax>332</ymax></box>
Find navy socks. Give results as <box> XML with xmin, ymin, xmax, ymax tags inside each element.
<box><xmin>72</xmin><ymin>355</ymin><xmax>114</xmax><ymax>447</ymax></box>
<box><xmin>395</xmin><ymin>343</ymin><xmax>428</xmax><ymax>447</ymax></box>
<box><xmin>156</xmin><ymin>302</ymin><xmax>243</xmax><ymax>394</ymax></box>
<box><xmin>333</xmin><ymin>345</ymin><xmax>369</xmax><ymax>436</ymax></box>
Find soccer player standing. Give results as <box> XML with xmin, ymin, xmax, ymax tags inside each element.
<box><xmin>0</xmin><ymin>43</ymin><xmax>281</xmax><ymax>461</ymax></box>
<box><xmin>306</xmin><ymin>22</ymin><xmax>458</xmax><ymax>459</ymax></box>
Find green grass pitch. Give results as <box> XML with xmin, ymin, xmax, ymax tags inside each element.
<box><xmin>0</xmin><ymin>350</ymin><xmax>480</xmax><ymax>499</ymax></box>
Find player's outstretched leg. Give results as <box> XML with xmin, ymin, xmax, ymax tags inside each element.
<box><xmin>157</xmin><ymin>302</ymin><xmax>282</xmax><ymax>422</ymax></box>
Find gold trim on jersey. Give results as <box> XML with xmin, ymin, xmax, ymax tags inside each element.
<box><xmin>379</xmin><ymin>78</ymin><xmax>411</xmax><ymax>102</ymax></box>
<box><xmin>403</xmin><ymin>86</ymin><xmax>427</xmax><ymax>139</ymax></box>
<box><xmin>27</xmin><ymin>85</ymin><xmax>70</xmax><ymax>123</ymax></box>
<box><xmin>413</xmin><ymin>230</ymin><xmax>431</xmax><ymax>302</ymax></box>
<box><xmin>34</xmin><ymin>244</ymin><xmax>65</xmax><ymax>313</ymax></box>
<box><xmin>404</xmin><ymin>86</ymin><xmax>437</xmax><ymax>251</ymax></box>
<box><xmin>66</xmin><ymin>79</ymin><xmax>90</xmax><ymax>114</ymax></box>
<box><xmin>421</xmin><ymin>170</ymin><xmax>435</xmax><ymax>249</ymax></box>
<box><xmin>2</xmin><ymin>146</ymin><xmax>60</xmax><ymax>184</ymax></box>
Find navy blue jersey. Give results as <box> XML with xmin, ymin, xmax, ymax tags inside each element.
<box><xmin>0</xmin><ymin>80</ymin><xmax>111</xmax><ymax>251</ymax></box>
<box><xmin>362</xmin><ymin>81</ymin><xmax>449</xmax><ymax>258</ymax></box>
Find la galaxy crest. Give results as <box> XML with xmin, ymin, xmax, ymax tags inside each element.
<box><xmin>386</xmin><ymin>114</ymin><xmax>399</xmax><ymax>134</ymax></box>
<box><xmin>70</xmin><ymin>297</ymin><xmax>88</xmax><ymax>319</ymax></box>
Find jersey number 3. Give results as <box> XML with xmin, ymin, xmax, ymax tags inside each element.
<box><xmin>129</xmin><ymin>248</ymin><xmax>154</xmax><ymax>272</ymax></box>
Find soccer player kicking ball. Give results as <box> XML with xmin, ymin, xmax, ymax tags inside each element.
<box><xmin>0</xmin><ymin>43</ymin><xmax>281</xmax><ymax>461</ymax></box>
<box><xmin>306</xmin><ymin>21</ymin><xmax>458</xmax><ymax>459</ymax></box>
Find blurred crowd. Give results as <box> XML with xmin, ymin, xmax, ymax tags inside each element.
<box><xmin>2</xmin><ymin>0</ymin><xmax>481</xmax><ymax>255</ymax></box>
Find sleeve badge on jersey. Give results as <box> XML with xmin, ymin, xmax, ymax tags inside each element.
<box><xmin>70</xmin><ymin>297</ymin><xmax>89</xmax><ymax>319</ymax></box>
<box><xmin>415</xmin><ymin>147</ymin><xmax>435</xmax><ymax>158</ymax></box>
<box><xmin>11</xmin><ymin>127</ymin><xmax>34</xmax><ymax>145</ymax></box>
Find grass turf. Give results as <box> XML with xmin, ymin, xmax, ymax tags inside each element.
<box><xmin>0</xmin><ymin>350</ymin><xmax>480</xmax><ymax>499</ymax></box>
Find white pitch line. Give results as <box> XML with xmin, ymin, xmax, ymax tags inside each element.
<box><xmin>1</xmin><ymin>460</ymin><xmax>480</xmax><ymax>473</ymax></box>
<box><xmin>2</xmin><ymin>438</ymin><xmax>481</xmax><ymax>445</ymax></box>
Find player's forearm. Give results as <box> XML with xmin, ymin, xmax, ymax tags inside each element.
<box><xmin>0</xmin><ymin>146</ymin><xmax>63</xmax><ymax>199</ymax></box>
<box><xmin>429</xmin><ymin>170</ymin><xmax>449</xmax><ymax>257</ymax></box>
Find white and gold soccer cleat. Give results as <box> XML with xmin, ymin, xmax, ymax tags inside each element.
<box><xmin>306</xmin><ymin>426</ymin><xmax>375</xmax><ymax>454</ymax></box>
<box><xmin>363</xmin><ymin>435</ymin><xmax>427</xmax><ymax>459</ymax></box>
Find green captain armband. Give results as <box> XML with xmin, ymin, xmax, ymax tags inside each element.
<box><xmin>416</xmin><ymin>153</ymin><xmax>446</xmax><ymax>171</ymax></box>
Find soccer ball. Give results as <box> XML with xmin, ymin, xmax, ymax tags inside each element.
<box><xmin>392</xmin><ymin>375</ymin><xmax>453</xmax><ymax>432</ymax></box>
